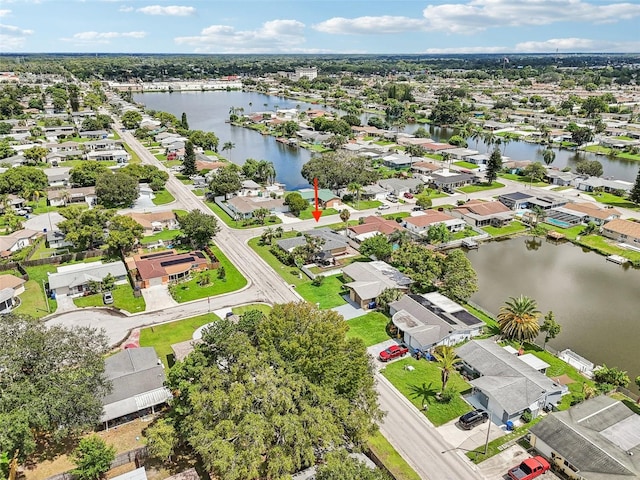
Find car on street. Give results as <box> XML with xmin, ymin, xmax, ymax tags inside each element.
<box><xmin>377</xmin><ymin>204</ymin><xmax>391</xmax><ymax>210</ymax></box>
<box><xmin>458</xmin><ymin>409</ymin><xmax>489</xmax><ymax>430</ymax></box>
<box><xmin>507</xmin><ymin>456</ymin><xmax>550</xmax><ymax>480</ymax></box>
<box><xmin>412</xmin><ymin>206</ymin><xmax>424</xmax><ymax>211</ymax></box>
<box><xmin>379</xmin><ymin>344</ymin><xmax>409</xmax><ymax>362</ymax></box>
<box><xmin>102</xmin><ymin>291</ymin><xmax>114</xmax><ymax>305</ymax></box>
<box><xmin>386</xmin><ymin>195</ymin><xmax>398</xmax><ymax>202</ymax></box>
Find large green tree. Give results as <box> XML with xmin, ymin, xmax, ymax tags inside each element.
<box><xmin>390</xmin><ymin>243</ymin><xmax>442</xmax><ymax>293</ymax></box>
<box><xmin>208</xmin><ymin>164</ymin><xmax>241</xmax><ymax>199</ymax></box>
<box><xmin>95</xmin><ymin>171</ymin><xmax>139</xmax><ymax>208</ymax></box>
<box><xmin>315</xmin><ymin>450</ymin><xmax>389</xmax><ymax>480</ymax></box>
<box><xmin>0</xmin><ymin>166</ymin><xmax>48</xmax><ymax>195</ymax></box>
<box><xmin>284</xmin><ymin>192</ymin><xmax>309</xmax><ymax>217</ymax></box>
<box><xmin>575</xmin><ymin>159</ymin><xmax>603</xmax><ymax>177</ymax></box>
<box><xmin>70</xmin><ymin>162</ymin><xmax>110</xmax><ymax>187</ymax></box>
<box><xmin>439</xmin><ymin>249</ymin><xmax>478</xmax><ymax>303</ymax></box>
<box><xmin>166</xmin><ymin>303</ymin><xmax>380</xmax><ymax>480</ymax></box>
<box><xmin>629</xmin><ymin>169</ymin><xmax>640</xmax><ymax>205</ymax></box>
<box><xmin>301</xmin><ymin>151</ymin><xmax>379</xmax><ymax>192</ymax></box>
<box><xmin>178</xmin><ymin>210</ymin><xmax>220</xmax><ymax>249</ymax></box>
<box><xmin>0</xmin><ymin>315</ymin><xmax>110</xmax><ymax>462</ymax></box>
<box><xmin>360</xmin><ymin>234</ymin><xmax>393</xmax><ymax>261</ymax></box>
<box><xmin>121</xmin><ymin>110</ymin><xmax>142</xmax><ymax>130</ymax></box>
<box><xmin>72</xmin><ymin>436</ymin><xmax>116</xmax><ymax>480</ymax></box>
<box><xmin>497</xmin><ymin>295</ymin><xmax>541</xmax><ymax>343</ymax></box>
<box><xmin>107</xmin><ymin>215</ymin><xmax>144</xmax><ymax>253</ymax></box>
<box><xmin>182</xmin><ymin>141</ymin><xmax>197</xmax><ymax>177</ymax></box>
<box><xmin>485</xmin><ymin>146</ymin><xmax>502</xmax><ymax>185</ymax></box>
<box><xmin>58</xmin><ymin>206</ymin><xmax>113</xmax><ymax>250</ymax></box>
<box><xmin>540</xmin><ymin>311</ymin><xmax>561</xmax><ymax>349</ymax></box>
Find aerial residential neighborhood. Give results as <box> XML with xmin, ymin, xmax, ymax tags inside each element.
<box><xmin>2</xmin><ymin>26</ymin><xmax>640</xmax><ymax>480</ymax></box>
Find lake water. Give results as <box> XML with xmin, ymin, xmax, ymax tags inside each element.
<box><xmin>135</xmin><ymin>91</ymin><xmax>640</xmax><ymax>187</ymax></box>
<box><xmin>466</xmin><ymin>237</ymin><xmax>640</xmax><ymax>393</ymax></box>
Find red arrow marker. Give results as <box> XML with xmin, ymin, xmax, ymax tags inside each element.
<box><xmin>312</xmin><ymin>177</ymin><xmax>322</xmax><ymax>222</ymax></box>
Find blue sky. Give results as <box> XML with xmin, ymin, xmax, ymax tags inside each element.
<box><xmin>1</xmin><ymin>0</ymin><xmax>639</xmax><ymax>54</ymax></box>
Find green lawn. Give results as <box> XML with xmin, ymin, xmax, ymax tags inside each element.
<box><xmin>381</xmin><ymin>211</ymin><xmax>410</xmax><ymax>220</ymax></box>
<box><xmin>586</xmin><ymin>192</ymin><xmax>638</xmax><ymax>210</ymax></box>
<box><xmin>295</xmin><ymin>275</ymin><xmax>348</xmax><ymax>309</ymax></box>
<box><xmin>139</xmin><ymin>313</ymin><xmax>221</xmax><ymax>367</ymax></box>
<box><xmin>298</xmin><ymin>207</ymin><xmax>340</xmax><ymax>220</ymax></box>
<box><xmin>73</xmin><ymin>283</ymin><xmax>146</xmax><ymax>313</ymax></box>
<box><xmin>538</xmin><ymin>223</ymin><xmax>584</xmax><ymax>241</ymax></box>
<box><xmin>583</xmin><ymin>145</ymin><xmax>640</xmax><ymax>161</ymax></box>
<box><xmin>482</xmin><ymin>220</ymin><xmax>528</xmax><ymax>237</ymax></box>
<box><xmin>141</xmin><ymin>229</ymin><xmax>182</xmax><ymax>243</ymax></box>
<box><xmin>152</xmin><ymin>188</ymin><xmax>175</xmax><ymax>205</ymax></box>
<box><xmin>453</xmin><ymin>161</ymin><xmax>479</xmax><ymax>169</ymax></box>
<box><xmin>21</xmin><ymin>264</ymin><xmax>59</xmax><ymax>316</ymax></box>
<box><xmin>346</xmin><ymin>200</ymin><xmax>382</xmax><ymax>210</ymax></box>
<box><xmin>205</xmin><ymin>200</ymin><xmax>282</xmax><ymax>229</ymax></box>
<box><xmin>345</xmin><ymin>312</ymin><xmax>391</xmax><ymax>346</ymax></box>
<box><xmin>122</xmin><ymin>142</ymin><xmax>141</xmax><ymax>163</ymax></box>
<box><xmin>367</xmin><ymin>431</ymin><xmax>421</xmax><ymax>480</ymax></box>
<box><xmin>231</xmin><ymin>303</ymin><xmax>273</xmax><ymax>316</ymax></box>
<box><xmin>382</xmin><ymin>358</ymin><xmax>472</xmax><ymax>426</ymax></box>
<box><xmin>499</xmin><ymin>173</ymin><xmax>549</xmax><ymax>187</ymax></box>
<box><xmin>467</xmin><ymin>416</ymin><xmax>544</xmax><ymax>464</ymax></box>
<box><xmin>170</xmin><ymin>245</ymin><xmax>247</xmax><ymax>303</ymax></box>
<box><xmin>154</xmin><ymin>154</ymin><xmax>167</xmax><ymax>161</ymax></box>
<box><xmin>457</xmin><ymin>182</ymin><xmax>504</xmax><ymax>193</ymax></box>
<box><xmin>579</xmin><ymin>234</ymin><xmax>640</xmax><ymax>265</ymax></box>
<box><xmin>248</xmin><ymin>233</ymin><xmax>306</xmax><ymax>286</ymax></box>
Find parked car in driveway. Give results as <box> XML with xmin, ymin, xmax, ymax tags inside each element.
<box><xmin>458</xmin><ymin>409</ymin><xmax>489</xmax><ymax>430</ymax></box>
<box><xmin>507</xmin><ymin>456</ymin><xmax>550</xmax><ymax>480</ymax></box>
<box><xmin>403</xmin><ymin>192</ymin><xmax>414</xmax><ymax>199</ymax></box>
<box><xmin>102</xmin><ymin>291</ymin><xmax>114</xmax><ymax>305</ymax></box>
<box><xmin>379</xmin><ymin>344</ymin><xmax>409</xmax><ymax>362</ymax></box>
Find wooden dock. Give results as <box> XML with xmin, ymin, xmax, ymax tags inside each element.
<box><xmin>546</xmin><ymin>231</ymin><xmax>565</xmax><ymax>241</ymax></box>
<box><xmin>462</xmin><ymin>238</ymin><xmax>479</xmax><ymax>249</ymax></box>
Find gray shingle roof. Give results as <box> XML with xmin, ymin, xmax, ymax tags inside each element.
<box><xmin>276</xmin><ymin>228</ymin><xmax>347</xmax><ymax>253</ymax></box>
<box><xmin>48</xmin><ymin>261</ymin><xmax>127</xmax><ymax>290</ymax></box>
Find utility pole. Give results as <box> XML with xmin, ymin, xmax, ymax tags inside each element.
<box><xmin>483</xmin><ymin>414</ymin><xmax>492</xmax><ymax>455</ymax></box>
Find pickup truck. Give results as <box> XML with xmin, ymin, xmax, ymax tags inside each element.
<box><xmin>507</xmin><ymin>456</ymin><xmax>550</xmax><ymax>480</ymax></box>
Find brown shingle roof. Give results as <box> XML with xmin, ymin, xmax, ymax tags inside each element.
<box><xmin>405</xmin><ymin>210</ymin><xmax>456</xmax><ymax>227</ymax></box>
<box><xmin>0</xmin><ymin>274</ymin><xmax>26</xmax><ymax>290</ymax></box>
<box><xmin>454</xmin><ymin>200</ymin><xmax>511</xmax><ymax>217</ymax></box>
<box><xmin>603</xmin><ymin>219</ymin><xmax>640</xmax><ymax>239</ymax></box>
<box><xmin>348</xmin><ymin>215</ymin><xmax>404</xmax><ymax>236</ymax></box>
<box><xmin>563</xmin><ymin>202</ymin><xmax>620</xmax><ymax>220</ymax></box>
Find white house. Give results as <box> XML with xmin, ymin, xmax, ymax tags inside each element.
<box><xmin>403</xmin><ymin>210</ymin><xmax>466</xmax><ymax>235</ymax></box>
<box><xmin>47</xmin><ymin>261</ymin><xmax>128</xmax><ymax>298</ymax></box>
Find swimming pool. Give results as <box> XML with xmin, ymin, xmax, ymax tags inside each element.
<box><xmin>545</xmin><ymin>218</ymin><xmax>571</xmax><ymax>229</ymax></box>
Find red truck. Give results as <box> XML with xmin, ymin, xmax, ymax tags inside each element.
<box><xmin>507</xmin><ymin>456</ymin><xmax>550</xmax><ymax>480</ymax></box>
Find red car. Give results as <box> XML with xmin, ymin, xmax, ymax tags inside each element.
<box><xmin>379</xmin><ymin>345</ymin><xmax>409</xmax><ymax>362</ymax></box>
<box><xmin>507</xmin><ymin>456</ymin><xmax>550</xmax><ymax>480</ymax></box>
<box><xmin>404</xmin><ymin>192</ymin><xmax>414</xmax><ymax>199</ymax></box>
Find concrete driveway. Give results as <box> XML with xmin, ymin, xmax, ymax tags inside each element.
<box><xmin>476</xmin><ymin>444</ymin><xmax>562</xmax><ymax>480</ymax></box>
<box><xmin>437</xmin><ymin>416</ymin><xmax>507</xmax><ymax>454</ymax></box>
<box><xmin>332</xmin><ymin>295</ymin><xmax>366</xmax><ymax>320</ymax></box>
<box><xmin>140</xmin><ymin>285</ymin><xmax>178</xmax><ymax>310</ymax></box>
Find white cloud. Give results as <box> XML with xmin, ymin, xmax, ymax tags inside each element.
<box><xmin>0</xmin><ymin>23</ymin><xmax>33</xmax><ymax>50</ymax></box>
<box><xmin>422</xmin><ymin>0</ymin><xmax>640</xmax><ymax>34</ymax></box>
<box><xmin>137</xmin><ymin>5</ymin><xmax>195</xmax><ymax>16</ymax></box>
<box><xmin>175</xmin><ymin>19</ymin><xmax>306</xmax><ymax>53</ymax></box>
<box><xmin>424</xmin><ymin>45</ymin><xmax>510</xmax><ymax>54</ymax></box>
<box><xmin>61</xmin><ymin>31</ymin><xmax>146</xmax><ymax>44</ymax></box>
<box><xmin>119</xmin><ymin>6</ymin><xmax>133</xmax><ymax>12</ymax></box>
<box><xmin>0</xmin><ymin>9</ymin><xmax>11</xmax><ymax>17</ymax></box>
<box><xmin>314</xmin><ymin>16</ymin><xmax>427</xmax><ymax>35</ymax></box>
<box><xmin>515</xmin><ymin>37</ymin><xmax>640</xmax><ymax>52</ymax></box>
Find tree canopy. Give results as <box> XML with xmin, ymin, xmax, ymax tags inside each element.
<box><xmin>208</xmin><ymin>164</ymin><xmax>242</xmax><ymax>199</ymax></box>
<box><xmin>360</xmin><ymin>234</ymin><xmax>393</xmax><ymax>262</ymax></box>
<box><xmin>0</xmin><ymin>166</ymin><xmax>48</xmax><ymax>195</ymax></box>
<box><xmin>301</xmin><ymin>151</ymin><xmax>379</xmax><ymax>191</ymax></box>
<box><xmin>58</xmin><ymin>206</ymin><xmax>113</xmax><ymax>250</ymax></box>
<box><xmin>107</xmin><ymin>214</ymin><xmax>144</xmax><ymax>253</ymax></box>
<box><xmin>166</xmin><ymin>303</ymin><xmax>380</xmax><ymax>480</ymax></box>
<box><xmin>439</xmin><ymin>249</ymin><xmax>478</xmax><ymax>303</ymax></box>
<box><xmin>0</xmin><ymin>315</ymin><xmax>110</xmax><ymax>462</ymax></box>
<box><xmin>178</xmin><ymin>210</ymin><xmax>220</xmax><ymax>249</ymax></box>
<box><xmin>95</xmin><ymin>171</ymin><xmax>139</xmax><ymax>208</ymax></box>
<box><xmin>70</xmin><ymin>161</ymin><xmax>110</xmax><ymax>187</ymax></box>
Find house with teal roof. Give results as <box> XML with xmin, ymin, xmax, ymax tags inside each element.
<box><xmin>298</xmin><ymin>188</ymin><xmax>342</xmax><ymax>209</ymax></box>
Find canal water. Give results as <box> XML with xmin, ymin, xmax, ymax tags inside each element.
<box><xmin>466</xmin><ymin>237</ymin><xmax>640</xmax><ymax>393</ymax></box>
<box><xmin>135</xmin><ymin>91</ymin><xmax>640</xmax><ymax>188</ymax></box>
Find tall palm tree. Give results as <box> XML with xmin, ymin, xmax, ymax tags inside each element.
<box><xmin>347</xmin><ymin>182</ymin><xmax>363</xmax><ymax>209</ymax></box>
<box><xmin>222</xmin><ymin>141</ymin><xmax>235</xmax><ymax>162</ymax></box>
<box><xmin>433</xmin><ymin>345</ymin><xmax>461</xmax><ymax>393</ymax></box>
<box><xmin>470</xmin><ymin>126</ymin><xmax>484</xmax><ymax>150</ymax></box>
<box><xmin>497</xmin><ymin>295</ymin><xmax>541</xmax><ymax>344</ymax></box>
<box><xmin>542</xmin><ymin>148</ymin><xmax>556</xmax><ymax>166</ymax></box>
<box><xmin>339</xmin><ymin>209</ymin><xmax>350</xmax><ymax>235</ymax></box>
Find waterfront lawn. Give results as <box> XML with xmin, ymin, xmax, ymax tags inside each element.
<box><xmin>578</xmin><ymin>234</ymin><xmax>640</xmax><ymax>265</ymax></box>
<box><xmin>170</xmin><ymin>245</ymin><xmax>247</xmax><ymax>303</ymax></box>
<box><xmin>367</xmin><ymin>431</ymin><xmax>421</xmax><ymax>480</ymax></box>
<box><xmin>538</xmin><ymin>223</ymin><xmax>584</xmax><ymax>241</ymax></box>
<box><xmin>248</xmin><ymin>233</ymin><xmax>306</xmax><ymax>286</ymax></box>
<box><xmin>73</xmin><ymin>283</ymin><xmax>146</xmax><ymax>313</ymax></box>
<box><xmin>298</xmin><ymin>207</ymin><xmax>340</xmax><ymax>220</ymax></box>
<box><xmin>205</xmin><ymin>200</ymin><xmax>282</xmax><ymax>228</ymax></box>
<box><xmin>295</xmin><ymin>275</ymin><xmax>347</xmax><ymax>309</ymax></box>
<box><xmin>152</xmin><ymin>188</ymin><xmax>175</xmax><ymax>205</ymax></box>
<box><xmin>453</xmin><ymin>161</ymin><xmax>478</xmax><ymax>170</ymax></box>
<box><xmin>457</xmin><ymin>182</ymin><xmax>504</xmax><ymax>193</ymax></box>
<box><xmin>345</xmin><ymin>311</ymin><xmax>391</xmax><ymax>346</ymax></box>
<box><xmin>586</xmin><ymin>192</ymin><xmax>638</xmax><ymax>210</ymax></box>
<box><xmin>346</xmin><ymin>200</ymin><xmax>382</xmax><ymax>210</ymax></box>
<box><xmin>139</xmin><ymin>313</ymin><xmax>220</xmax><ymax>367</ymax></box>
<box><xmin>382</xmin><ymin>358</ymin><xmax>472</xmax><ymax>426</ymax></box>
<box><xmin>499</xmin><ymin>173</ymin><xmax>549</xmax><ymax>187</ymax></box>
<box><xmin>482</xmin><ymin>220</ymin><xmax>528</xmax><ymax>237</ymax></box>
<box><xmin>231</xmin><ymin>303</ymin><xmax>273</xmax><ymax>316</ymax></box>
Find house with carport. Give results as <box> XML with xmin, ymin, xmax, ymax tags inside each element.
<box><xmin>342</xmin><ymin>261</ymin><xmax>412</xmax><ymax>309</ymax></box>
<box><xmin>389</xmin><ymin>293</ymin><xmax>485</xmax><ymax>352</ymax></box>
<box><xmin>456</xmin><ymin>340</ymin><xmax>567</xmax><ymax>424</ymax></box>
<box><xmin>125</xmin><ymin>211</ymin><xmax>179</xmax><ymax>236</ymax></box>
<box><xmin>378</xmin><ymin>178</ymin><xmax>422</xmax><ymax>197</ymax></box>
<box><xmin>275</xmin><ymin>228</ymin><xmax>348</xmax><ymax>265</ymax></box>
<box><xmin>529</xmin><ymin>395</ymin><xmax>640</xmax><ymax>480</ymax></box>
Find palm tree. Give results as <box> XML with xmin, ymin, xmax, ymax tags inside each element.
<box><xmin>274</xmin><ymin>226</ymin><xmax>284</xmax><ymax>238</ymax></box>
<box><xmin>433</xmin><ymin>345</ymin><xmax>461</xmax><ymax>394</ymax></box>
<box><xmin>347</xmin><ymin>182</ymin><xmax>363</xmax><ymax>209</ymax></box>
<box><xmin>470</xmin><ymin>126</ymin><xmax>484</xmax><ymax>150</ymax></box>
<box><xmin>222</xmin><ymin>141</ymin><xmax>235</xmax><ymax>161</ymax></box>
<box><xmin>497</xmin><ymin>295</ymin><xmax>541</xmax><ymax>344</ymax></box>
<box><xmin>339</xmin><ymin>209</ymin><xmax>350</xmax><ymax>235</ymax></box>
<box><xmin>542</xmin><ymin>148</ymin><xmax>556</xmax><ymax>166</ymax></box>
<box><xmin>261</xmin><ymin>227</ymin><xmax>275</xmax><ymax>245</ymax></box>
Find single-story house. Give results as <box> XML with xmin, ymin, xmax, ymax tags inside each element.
<box><xmin>48</xmin><ymin>186</ymin><xmax>97</xmax><ymax>207</ymax></box>
<box><xmin>545</xmin><ymin>170</ymin><xmax>578</xmax><ymax>187</ymax></box>
<box><xmin>79</xmin><ymin>129</ymin><xmax>108</xmax><ymax>139</ymax></box>
<box><xmin>575</xmin><ymin>176</ymin><xmax>634</xmax><ymax>194</ymax></box>
<box><xmin>602</xmin><ymin>218</ymin><xmax>640</xmax><ymax>245</ymax></box>
<box><xmin>550</xmin><ymin>202</ymin><xmax>620</xmax><ymax>227</ymax></box>
<box><xmin>342</xmin><ymin>261</ymin><xmax>412</xmax><ymax>308</ymax></box>
<box><xmin>275</xmin><ymin>228</ymin><xmax>348</xmax><ymax>262</ymax></box>
<box><xmin>299</xmin><ymin>188</ymin><xmax>342</xmax><ymax>209</ymax></box>
<box><xmin>46</xmin><ymin>140</ymin><xmax>83</xmax><ymax>153</ymax></box>
<box><xmin>403</xmin><ymin>210</ymin><xmax>466</xmax><ymax>235</ymax></box>
<box><xmin>452</xmin><ymin>200</ymin><xmax>514</xmax><ymax>227</ymax></box>
<box><xmin>360</xmin><ymin>184</ymin><xmax>389</xmax><ymax>201</ymax></box>
<box><xmin>125</xmin><ymin>211</ymin><xmax>179</xmax><ymax>236</ymax></box>
<box><xmin>411</xmin><ymin>161</ymin><xmax>441</xmax><ymax>176</ymax></box>
<box><xmin>429</xmin><ymin>170</ymin><xmax>475</xmax><ymax>191</ymax></box>
<box><xmin>456</xmin><ymin>340</ymin><xmax>567</xmax><ymax>424</ymax></box>
<box><xmin>239</xmin><ymin>179</ymin><xmax>263</xmax><ymax>196</ymax></box>
<box><xmin>378</xmin><ymin>178</ymin><xmax>423</xmax><ymax>197</ymax></box>
<box><xmin>225</xmin><ymin>196</ymin><xmax>288</xmax><ymax>220</ymax></box>
<box><xmin>47</xmin><ymin>260</ymin><xmax>128</xmax><ymax>297</ymax></box>
<box><xmin>443</xmin><ymin>147</ymin><xmax>479</xmax><ymax>160</ymax></box>
<box><xmin>389</xmin><ymin>293</ymin><xmax>485</xmax><ymax>352</ymax></box>
<box><xmin>503</xmin><ymin>160</ymin><xmax>532</xmax><ymax>175</ymax></box>
<box><xmin>382</xmin><ymin>153</ymin><xmax>414</xmax><ymax>169</ymax></box>
<box><xmin>529</xmin><ymin>396</ymin><xmax>640</xmax><ymax>480</ymax></box>
<box><xmin>100</xmin><ymin>347</ymin><xmax>173</xmax><ymax>426</ymax></box>
<box><xmin>84</xmin><ymin>139</ymin><xmax>123</xmax><ymax>151</ymax></box>
<box><xmin>529</xmin><ymin>193</ymin><xmax>569</xmax><ymax>211</ymax></box>
<box><xmin>0</xmin><ymin>288</ymin><xmax>17</xmax><ymax>314</ymax></box>
<box><xmin>126</xmin><ymin>249</ymin><xmax>210</xmax><ymax>288</ymax></box>
<box><xmin>43</xmin><ymin>167</ymin><xmax>71</xmax><ymax>187</ymax></box>
<box><xmin>499</xmin><ymin>191</ymin><xmax>535</xmax><ymax>210</ymax></box>
<box><xmin>0</xmin><ymin>274</ymin><xmax>27</xmax><ymax>314</ymax></box>
<box><xmin>46</xmin><ymin>230</ymin><xmax>73</xmax><ymax>249</ymax></box>
<box><xmin>465</xmin><ymin>153</ymin><xmax>489</xmax><ymax>169</ymax></box>
<box><xmin>86</xmin><ymin>149</ymin><xmax>130</xmax><ymax>163</ymax></box>
<box><xmin>419</xmin><ymin>142</ymin><xmax>456</xmax><ymax>154</ymax></box>
<box><xmin>347</xmin><ymin>215</ymin><xmax>405</xmax><ymax>242</ymax></box>
<box><xmin>0</xmin><ymin>229</ymin><xmax>41</xmax><ymax>256</ymax></box>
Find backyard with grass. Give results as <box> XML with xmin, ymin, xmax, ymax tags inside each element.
<box><xmin>499</xmin><ymin>173</ymin><xmax>549</xmax><ymax>187</ymax></box>
<box><xmin>586</xmin><ymin>191</ymin><xmax>639</xmax><ymax>210</ymax></box>
<box><xmin>346</xmin><ymin>199</ymin><xmax>382</xmax><ymax>210</ymax></box>
<box><xmin>457</xmin><ymin>182</ymin><xmax>505</xmax><ymax>194</ymax></box>
<box><xmin>453</xmin><ymin>161</ymin><xmax>479</xmax><ymax>170</ymax></box>
<box><xmin>298</xmin><ymin>206</ymin><xmax>339</xmax><ymax>220</ymax></box>
<box><xmin>21</xmin><ymin>264</ymin><xmax>59</xmax><ymax>316</ymax></box>
<box><xmin>345</xmin><ymin>311</ymin><xmax>391</xmax><ymax>346</ymax></box>
<box><xmin>381</xmin><ymin>357</ymin><xmax>472</xmax><ymax>426</ymax></box>
<box><xmin>248</xmin><ymin>232</ymin><xmax>307</xmax><ymax>286</ymax></box>
<box><xmin>295</xmin><ymin>274</ymin><xmax>348</xmax><ymax>309</ymax></box>
<box><xmin>140</xmin><ymin>228</ymin><xmax>182</xmax><ymax>244</ymax></box>
<box><xmin>482</xmin><ymin>220</ymin><xmax>528</xmax><ymax>237</ymax></box>
<box><xmin>205</xmin><ymin>200</ymin><xmax>282</xmax><ymax>228</ymax></box>
<box><xmin>139</xmin><ymin>313</ymin><xmax>221</xmax><ymax>367</ymax></box>
<box><xmin>73</xmin><ymin>283</ymin><xmax>146</xmax><ymax>313</ymax></box>
<box><xmin>151</xmin><ymin>189</ymin><xmax>175</xmax><ymax>205</ymax></box>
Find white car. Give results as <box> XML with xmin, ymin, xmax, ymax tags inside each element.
<box><xmin>378</xmin><ymin>204</ymin><xmax>391</xmax><ymax>210</ymax></box>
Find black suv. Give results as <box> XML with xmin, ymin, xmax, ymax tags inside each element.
<box><xmin>458</xmin><ymin>409</ymin><xmax>489</xmax><ymax>430</ymax></box>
